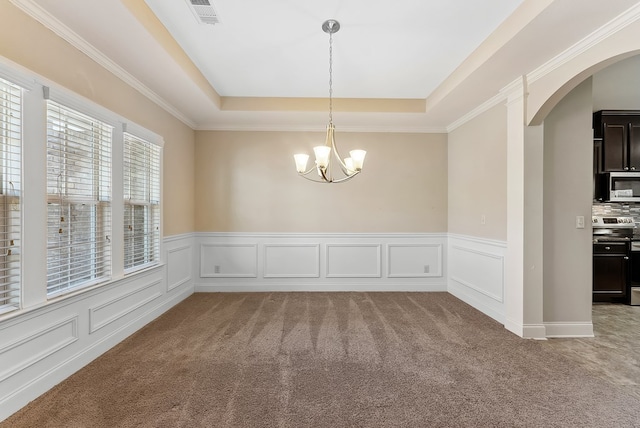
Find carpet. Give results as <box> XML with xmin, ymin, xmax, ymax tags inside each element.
<box><xmin>3</xmin><ymin>292</ymin><xmax>639</xmax><ymax>427</ymax></box>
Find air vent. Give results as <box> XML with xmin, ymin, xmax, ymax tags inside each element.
<box><xmin>188</xmin><ymin>0</ymin><xmax>220</xmax><ymax>25</ymax></box>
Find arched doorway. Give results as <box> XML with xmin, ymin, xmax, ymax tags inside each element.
<box><xmin>504</xmin><ymin>19</ymin><xmax>640</xmax><ymax>337</ymax></box>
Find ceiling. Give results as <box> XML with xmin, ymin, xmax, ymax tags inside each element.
<box><xmin>15</xmin><ymin>0</ymin><xmax>640</xmax><ymax>131</ymax></box>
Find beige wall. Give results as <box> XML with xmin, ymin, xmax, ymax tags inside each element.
<box><xmin>0</xmin><ymin>2</ymin><xmax>195</xmax><ymax>237</ymax></box>
<box><xmin>195</xmin><ymin>131</ymin><xmax>447</xmax><ymax>233</ymax></box>
<box><xmin>448</xmin><ymin>104</ymin><xmax>508</xmax><ymax>240</ymax></box>
<box><xmin>542</xmin><ymin>78</ymin><xmax>593</xmax><ymax>323</ymax></box>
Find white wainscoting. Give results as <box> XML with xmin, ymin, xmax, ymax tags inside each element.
<box><xmin>264</xmin><ymin>244</ymin><xmax>320</xmax><ymax>278</ymax></box>
<box><xmin>0</xmin><ymin>234</ymin><xmax>195</xmax><ymax>422</ymax></box>
<box><xmin>195</xmin><ymin>233</ymin><xmax>447</xmax><ymax>292</ymax></box>
<box><xmin>447</xmin><ymin>234</ymin><xmax>507</xmax><ymax>324</ymax></box>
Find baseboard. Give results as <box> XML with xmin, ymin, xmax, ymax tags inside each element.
<box><xmin>0</xmin><ymin>287</ymin><xmax>193</xmax><ymax>422</ymax></box>
<box><xmin>447</xmin><ymin>283</ymin><xmax>504</xmax><ymax>324</ymax></box>
<box><xmin>544</xmin><ymin>322</ymin><xmax>594</xmax><ymax>338</ymax></box>
<box><xmin>195</xmin><ymin>282</ymin><xmax>448</xmax><ymax>293</ymax></box>
<box><xmin>523</xmin><ymin>324</ymin><xmax>547</xmax><ymax>339</ymax></box>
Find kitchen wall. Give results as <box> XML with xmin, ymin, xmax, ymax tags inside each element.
<box><xmin>543</xmin><ymin>78</ymin><xmax>594</xmax><ymax>328</ymax></box>
<box><xmin>593</xmin><ymin>203</ymin><xmax>640</xmax><ymax>218</ymax></box>
<box><xmin>194</xmin><ymin>131</ymin><xmax>448</xmax><ymax>233</ymax></box>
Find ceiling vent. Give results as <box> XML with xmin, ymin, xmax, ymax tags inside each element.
<box><xmin>188</xmin><ymin>0</ymin><xmax>220</xmax><ymax>25</ymax></box>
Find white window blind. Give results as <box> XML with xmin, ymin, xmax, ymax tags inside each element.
<box><xmin>124</xmin><ymin>132</ymin><xmax>160</xmax><ymax>272</ymax></box>
<box><xmin>0</xmin><ymin>78</ymin><xmax>21</xmax><ymax>314</ymax></box>
<box><xmin>46</xmin><ymin>101</ymin><xmax>112</xmax><ymax>296</ymax></box>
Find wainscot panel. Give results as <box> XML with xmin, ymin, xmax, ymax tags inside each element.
<box><xmin>326</xmin><ymin>244</ymin><xmax>381</xmax><ymax>278</ymax></box>
<box><xmin>0</xmin><ymin>234</ymin><xmax>195</xmax><ymax>422</ymax></box>
<box><xmin>194</xmin><ymin>233</ymin><xmax>447</xmax><ymax>292</ymax></box>
<box><xmin>447</xmin><ymin>234</ymin><xmax>506</xmax><ymax>323</ymax></box>
<box><xmin>388</xmin><ymin>244</ymin><xmax>443</xmax><ymax>277</ymax></box>
<box><xmin>200</xmin><ymin>243</ymin><xmax>258</xmax><ymax>278</ymax></box>
<box><xmin>264</xmin><ymin>244</ymin><xmax>320</xmax><ymax>278</ymax></box>
<box><xmin>167</xmin><ymin>244</ymin><xmax>193</xmax><ymax>291</ymax></box>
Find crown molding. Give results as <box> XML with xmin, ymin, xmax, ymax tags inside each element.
<box><xmin>446</xmin><ymin>91</ymin><xmax>507</xmax><ymax>133</ymax></box>
<box><xmin>195</xmin><ymin>124</ymin><xmax>447</xmax><ymax>133</ymax></box>
<box><xmin>527</xmin><ymin>2</ymin><xmax>640</xmax><ymax>85</ymax></box>
<box><xmin>9</xmin><ymin>0</ymin><xmax>197</xmax><ymax>129</ymax></box>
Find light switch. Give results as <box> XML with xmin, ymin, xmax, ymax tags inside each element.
<box><xmin>576</xmin><ymin>215</ymin><xmax>585</xmax><ymax>229</ymax></box>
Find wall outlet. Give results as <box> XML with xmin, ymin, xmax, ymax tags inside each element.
<box><xmin>214</xmin><ymin>265</ymin><xmax>220</xmax><ymax>274</ymax></box>
<box><xmin>424</xmin><ymin>265</ymin><xmax>430</xmax><ymax>274</ymax></box>
<box><xmin>576</xmin><ymin>215</ymin><xmax>585</xmax><ymax>229</ymax></box>
<box><xmin>481</xmin><ymin>215</ymin><xmax>486</xmax><ymax>225</ymax></box>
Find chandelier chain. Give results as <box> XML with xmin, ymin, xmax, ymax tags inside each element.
<box><xmin>328</xmin><ymin>28</ymin><xmax>333</xmax><ymax>125</ymax></box>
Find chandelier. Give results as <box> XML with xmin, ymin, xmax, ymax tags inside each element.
<box><xmin>293</xmin><ymin>19</ymin><xmax>366</xmax><ymax>183</ymax></box>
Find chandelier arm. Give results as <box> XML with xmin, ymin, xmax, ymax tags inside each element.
<box><xmin>327</xmin><ymin>125</ymin><xmax>352</xmax><ymax>174</ymax></box>
<box><xmin>298</xmin><ymin>174</ymin><xmax>330</xmax><ymax>183</ymax></box>
<box><xmin>298</xmin><ymin>166</ymin><xmax>320</xmax><ymax>176</ymax></box>
<box><xmin>326</xmin><ymin>170</ymin><xmax>360</xmax><ymax>183</ymax></box>
<box><xmin>319</xmin><ymin>165</ymin><xmax>331</xmax><ymax>182</ymax></box>
<box><xmin>297</xmin><ymin>166</ymin><xmax>332</xmax><ymax>183</ymax></box>
<box><xmin>332</xmin><ymin>143</ymin><xmax>351</xmax><ymax>173</ymax></box>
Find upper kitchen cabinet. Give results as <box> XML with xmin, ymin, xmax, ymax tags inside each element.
<box><xmin>594</xmin><ymin>110</ymin><xmax>640</xmax><ymax>172</ymax></box>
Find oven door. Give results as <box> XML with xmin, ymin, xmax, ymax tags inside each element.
<box><xmin>631</xmin><ymin>241</ymin><xmax>640</xmax><ymax>305</ymax></box>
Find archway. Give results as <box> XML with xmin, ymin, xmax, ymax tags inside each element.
<box><xmin>505</xmin><ymin>17</ymin><xmax>640</xmax><ymax>337</ymax></box>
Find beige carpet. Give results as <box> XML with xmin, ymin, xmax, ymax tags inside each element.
<box><xmin>3</xmin><ymin>292</ymin><xmax>640</xmax><ymax>427</ymax></box>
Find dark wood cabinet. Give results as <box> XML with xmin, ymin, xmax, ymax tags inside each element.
<box><xmin>593</xmin><ymin>241</ymin><xmax>629</xmax><ymax>302</ymax></box>
<box><xmin>593</xmin><ymin>110</ymin><xmax>640</xmax><ymax>172</ymax></box>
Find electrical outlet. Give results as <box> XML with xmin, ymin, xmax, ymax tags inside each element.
<box><xmin>214</xmin><ymin>265</ymin><xmax>220</xmax><ymax>274</ymax></box>
<box><xmin>424</xmin><ymin>265</ymin><xmax>430</xmax><ymax>274</ymax></box>
<box><xmin>481</xmin><ymin>215</ymin><xmax>486</xmax><ymax>225</ymax></box>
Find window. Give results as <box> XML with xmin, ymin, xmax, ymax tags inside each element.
<box><xmin>123</xmin><ymin>132</ymin><xmax>160</xmax><ymax>272</ymax></box>
<box><xmin>0</xmin><ymin>77</ymin><xmax>21</xmax><ymax>314</ymax></box>
<box><xmin>46</xmin><ymin>101</ymin><xmax>112</xmax><ymax>296</ymax></box>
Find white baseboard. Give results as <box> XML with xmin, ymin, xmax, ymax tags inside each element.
<box><xmin>195</xmin><ymin>282</ymin><xmax>447</xmax><ymax>293</ymax></box>
<box><xmin>448</xmin><ymin>283</ymin><xmax>505</xmax><ymax>324</ymax></box>
<box><xmin>544</xmin><ymin>322</ymin><xmax>594</xmax><ymax>338</ymax></box>
<box><xmin>522</xmin><ymin>324</ymin><xmax>547</xmax><ymax>339</ymax></box>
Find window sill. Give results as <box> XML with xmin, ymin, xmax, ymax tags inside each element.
<box><xmin>0</xmin><ymin>262</ymin><xmax>166</xmax><ymax>324</ymax></box>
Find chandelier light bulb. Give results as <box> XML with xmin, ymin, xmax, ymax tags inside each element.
<box><xmin>349</xmin><ymin>150</ymin><xmax>366</xmax><ymax>171</ymax></box>
<box><xmin>293</xmin><ymin>154</ymin><xmax>309</xmax><ymax>173</ymax></box>
<box><xmin>313</xmin><ymin>146</ymin><xmax>331</xmax><ymax>169</ymax></box>
<box><xmin>344</xmin><ymin>157</ymin><xmax>355</xmax><ymax>174</ymax></box>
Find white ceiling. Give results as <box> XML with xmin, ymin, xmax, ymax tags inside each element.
<box><xmin>144</xmin><ymin>0</ymin><xmax>523</xmax><ymax>99</ymax></box>
<box><xmin>16</xmin><ymin>0</ymin><xmax>640</xmax><ymax>131</ymax></box>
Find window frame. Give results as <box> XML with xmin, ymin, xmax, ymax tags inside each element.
<box><xmin>123</xmin><ymin>131</ymin><xmax>162</xmax><ymax>274</ymax></box>
<box><xmin>45</xmin><ymin>100</ymin><xmax>113</xmax><ymax>298</ymax></box>
<box><xmin>0</xmin><ymin>76</ymin><xmax>22</xmax><ymax>314</ymax></box>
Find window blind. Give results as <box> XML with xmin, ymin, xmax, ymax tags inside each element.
<box><xmin>0</xmin><ymin>77</ymin><xmax>21</xmax><ymax>314</ymax></box>
<box><xmin>46</xmin><ymin>101</ymin><xmax>112</xmax><ymax>296</ymax></box>
<box><xmin>124</xmin><ymin>132</ymin><xmax>160</xmax><ymax>272</ymax></box>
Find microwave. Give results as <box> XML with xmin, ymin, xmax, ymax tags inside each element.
<box><xmin>597</xmin><ymin>172</ymin><xmax>640</xmax><ymax>202</ymax></box>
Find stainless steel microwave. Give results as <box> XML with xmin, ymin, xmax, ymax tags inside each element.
<box><xmin>598</xmin><ymin>172</ymin><xmax>640</xmax><ymax>202</ymax></box>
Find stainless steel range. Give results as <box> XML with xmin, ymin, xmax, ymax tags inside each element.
<box><xmin>592</xmin><ymin>216</ymin><xmax>635</xmax><ymax>303</ymax></box>
<box><xmin>592</xmin><ymin>215</ymin><xmax>635</xmax><ymax>242</ymax></box>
